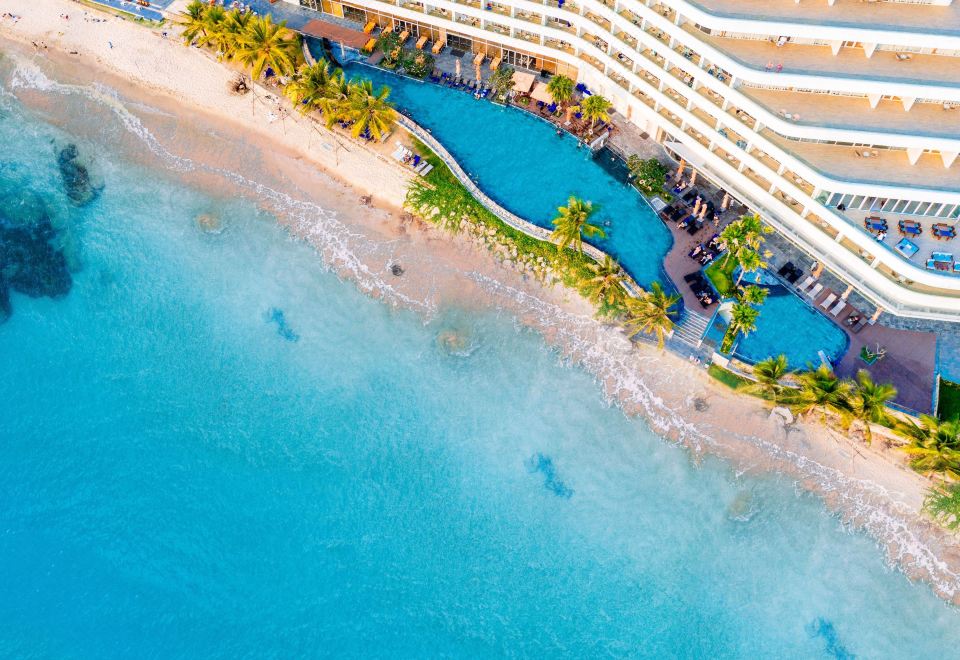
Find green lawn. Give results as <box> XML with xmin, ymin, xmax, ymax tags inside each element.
<box><xmin>939</xmin><ymin>379</ymin><xmax>960</xmax><ymax>421</ymax></box>
<box><xmin>704</xmin><ymin>258</ymin><xmax>737</xmax><ymax>298</ymax></box>
<box><xmin>707</xmin><ymin>364</ymin><xmax>750</xmax><ymax>390</ymax></box>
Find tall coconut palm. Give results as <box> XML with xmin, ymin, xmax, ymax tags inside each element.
<box><xmin>579</xmin><ymin>94</ymin><xmax>611</xmax><ymax>131</ymax></box>
<box><xmin>318</xmin><ymin>69</ymin><xmax>352</xmax><ymax>127</ymax></box>
<box><xmin>546</xmin><ymin>74</ymin><xmax>574</xmax><ymax>106</ymax></box>
<box><xmin>735</xmin><ymin>248</ymin><xmax>767</xmax><ymax>285</ymax></box>
<box><xmin>897</xmin><ymin>416</ymin><xmax>960</xmax><ymax>481</ymax></box>
<box><xmin>550</xmin><ymin>196</ymin><xmax>604</xmax><ymax>253</ymax></box>
<box><xmin>344</xmin><ymin>79</ymin><xmax>397</xmax><ymax>141</ymax></box>
<box><xmin>746</xmin><ymin>354</ymin><xmax>790</xmax><ymax>403</ymax></box>
<box><xmin>582</xmin><ymin>255</ymin><xmax>625</xmax><ymax>307</ymax></box>
<box><xmin>849</xmin><ymin>370</ymin><xmax>897</xmax><ymax>445</ymax></box>
<box><xmin>234</xmin><ymin>14</ymin><xmax>301</xmax><ymax>79</ymax></box>
<box><xmin>180</xmin><ymin>0</ymin><xmax>208</xmax><ymax>45</ymax></box>
<box><xmin>721</xmin><ymin>214</ymin><xmax>772</xmax><ymax>266</ymax></box>
<box><xmin>197</xmin><ymin>6</ymin><xmax>231</xmax><ymax>59</ymax></box>
<box><xmin>623</xmin><ymin>282</ymin><xmax>679</xmax><ymax>349</ymax></box>
<box><xmin>220</xmin><ymin>8</ymin><xmax>253</xmax><ymax>58</ymax></box>
<box><xmin>794</xmin><ymin>364</ymin><xmax>851</xmax><ymax>423</ymax></box>
<box><xmin>284</xmin><ymin>60</ymin><xmax>334</xmax><ymax>113</ymax></box>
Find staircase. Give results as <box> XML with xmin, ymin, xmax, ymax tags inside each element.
<box><xmin>672</xmin><ymin>309</ymin><xmax>710</xmax><ymax>347</ymax></box>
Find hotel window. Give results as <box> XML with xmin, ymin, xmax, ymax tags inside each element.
<box><xmin>342</xmin><ymin>5</ymin><xmax>366</xmax><ymax>23</ymax></box>
<box><xmin>904</xmin><ymin>201</ymin><xmax>921</xmax><ymax>214</ymax></box>
<box><xmin>916</xmin><ymin>202</ymin><xmax>932</xmax><ymax>216</ymax></box>
<box><xmin>299</xmin><ymin>0</ymin><xmax>320</xmax><ymax>10</ymax></box>
<box><xmin>893</xmin><ymin>199</ymin><xmax>910</xmax><ymax>213</ymax></box>
<box><xmin>394</xmin><ymin>20</ymin><xmax>419</xmax><ymax>36</ymax></box>
<box><xmin>851</xmin><ymin>196</ymin><xmax>866</xmax><ymax>209</ymax></box>
<box><xmin>446</xmin><ymin>34</ymin><xmax>472</xmax><ymax>52</ymax></box>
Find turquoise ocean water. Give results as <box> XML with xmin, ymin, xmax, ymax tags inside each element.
<box><xmin>2</xmin><ymin>57</ymin><xmax>960</xmax><ymax>657</ymax></box>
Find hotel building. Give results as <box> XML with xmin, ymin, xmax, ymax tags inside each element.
<box><xmin>284</xmin><ymin>0</ymin><xmax>960</xmax><ymax>322</ymax></box>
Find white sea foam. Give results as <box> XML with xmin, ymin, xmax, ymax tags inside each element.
<box><xmin>466</xmin><ymin>271</ymin><xmax>960</xmax><ymax>599</ymax></box>
<box><xmin>8</xmin><ymin>54</ymin><xmax>960</xmax><ymax>601</ymax></box>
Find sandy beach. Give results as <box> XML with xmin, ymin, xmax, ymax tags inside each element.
<box><xmin>4</xmin><ymin>0</ymin><xmax>960</xmax><ymax>602</ymax></box>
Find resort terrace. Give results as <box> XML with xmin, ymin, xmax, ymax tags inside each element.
<box><xmin>689</xmin><ymin>26</ymin><xmax>960</xmax><ymax>91</ymax></box>
<box><xmin>685</xmin><ymin>0</ymin><xmax>960</xmax><ymax>39</ymax></box>
<box><xmin>760</xmin><ymin>130</ymin><xmax>960</xmax><ymax>195</ymax></box>
<box><xmin>739</xmin><ymin>86</ymin><xmax>960</xmax><ymax>144</ymax></box>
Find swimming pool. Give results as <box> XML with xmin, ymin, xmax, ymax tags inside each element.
<box><xmin>347</xmin><ymin>65</ymin><xmax>673</xmax><ymax>288</ymax></box>
<box><xmin>733</xmin><ymin>289</ymin><xmax>849</xmax><ymax>368</ymax></box>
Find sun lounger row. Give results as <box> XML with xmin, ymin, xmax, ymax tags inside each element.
<box><xmin>391</xmin><ymin>145</ymin><xmax>434</xmax><ymax>177</ymax></box>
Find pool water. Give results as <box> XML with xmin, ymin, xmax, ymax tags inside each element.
<box><xmin>734</xmin><ymin>289</ymin><xmax>849</xmax><ymax>368</ymax></box>
<box><xmin>349</xmin><ymin>65</ymin><xmax>673</xmax><ymax>288</ymax></box>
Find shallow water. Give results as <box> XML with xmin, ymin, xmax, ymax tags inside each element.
<box><xmin>2</xmin><ymin>54</ymin><xmax>960</xmax><ymax>657</ymax></box>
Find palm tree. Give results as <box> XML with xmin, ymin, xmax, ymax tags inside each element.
<box><xmin>318</xmin><ymin>69</ymin><xmax>352</xmax><ymax>127</ymax></box>
<box><xmin>623</xmin><ymin>282</ymin><xmax>679</xmax><ymax>349</ymax></box>
<box><xmin>284</xmin><ymin>60</ymin><xmax>333</xmax><ymax>113</ymax></box>
<box><xmin>740</xmin><ymin>284</ymin><xmax>768</xmax><ymax>306</ymax></box>
<box><xmin>234</xmin><ymin>14</ymin><xmax>301</xmax><ymax>79</ymax></box>
<box><xmin>729</xmin><ymin>302</ymin><xmax>759</xmax><ymax>338</ymax></box>
<box><xmin>746</xmin><ymin>354</ymin><xmax>790</xmax><ymax>403</ymax></box>
<box><xmin>897</xmin><ymin>416</ymin><xmax>960</xmax><ymax>481</ymax></box>
<box><xmin>196</xmin><ymin>5</ymin><xmax>229</xmax><ymax>56</ymax></box>
<box><xmin>344</xmin><ymin>79</ymin><xmax>397</xmax><ymax>140</ymax></box>
<box><xmin>550</xmin><ymin>196</ymin><xmax>604</xmax><ymax>253</ymax></box>
<box><xmin>579</xmin><ymin>95</ymin><xmax>612</xmax><ymax>131</ymax></box>
<box><xmin>220</xmin><ymin>8</ymin><xmax>253</xmax><ymax>58</ymax></box>
<box><xmin>582</xmin><ymin>255</ymin><xmax>625</xmax><ymax>307</ymax></box>
<box><xmin>849</xmin><ymin>370</ymin><xmax>897</xmax><ymax>445</ymax></box>
<box><xmin>180</xmin><ymin>0</ymin><xmax>208</xmax><ymax>45</ymax></box>
<box><xmin>794</xmin><ymin>364</ymin><xmax>852</xmax><ymax>423</ymax></box>
<box><xmin>546</xmin><ymin>74</ymin><xmax>574</xmax><ymax>106</ymax></box>
<box><xmin>488</xmin><ymin>65</ymin><xmax>516</xmax><ymax>98</ymax></box>
<box><xmin>735</xmin><ymin>248</ymin><xmax>767</xmax><ymax>285</ymax></box>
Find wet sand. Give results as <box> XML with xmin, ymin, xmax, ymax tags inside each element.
<box><xmin>4</xmin><ymin>0</ymin><xmax>960</xmax><ymax>603</ymax></box>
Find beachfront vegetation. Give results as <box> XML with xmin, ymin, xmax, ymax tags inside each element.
<box><xmin>284</xmin><ymin>59</ymin><xmax>334</xmax><ymax>112</ymax></box>
<box><xmin>704</xmin><ymin>258</ymin><xmax>736</xmax><ymax>298</ymax></box>
<box><xmin>794</xmin><ymin>364</ymin><xmax>853</xmax><ymax>424</ymax></box>
<box><xmin>546</xmin><ymin>75</ymin><xmax>575</xmax><ymax>106</ymax></box>
<box><xmin>745</xmin><ymin>354</ymin><xmax>790</xmax><ymax>404</ymax></box>
<box><xmin>924</xmin><ymin>483</ymin><xmax>960</xmax><ymax>530</ymax></box>
<box><xmin>404</xmin><ymin>143</ymin><xmax>602</xmax><ymax>296</ymax></box>
<box><xmin>849</xmin><ymin>370</ymin><xmax>897</xmax><ymax>445</ymax></box>
<box><xmin>622</xmin><ymin>282</ymin><xmax>679</xmax><ymax>350</ymax></box>
<box><xmin>897</xmin><ymin>416</ymin><xmax>960</xmax><ymax>481</ymax></box>
<box><xmin>550</xmin><ymin>197</ymin><xmax>605</xmax><ymax>254</ymax></box>
<box><xmin>582</xmin><ymin>256</ymin><xmax>627</xmax><ymax>308</ymax></box>
<box><xmin>377</xmin><ymin>32</ymin><xmax>403</xmax><ymax>67</ymax></box>
<box><xmin>180</xmin><ymin>3</ymin><xmax>301</xmax><ymax>78</ymax></box>
<box><xmin>578</xmin><ymin>95</ymin><xmax>612</xmax><ymax>132</ymax></box>
<box><xmin>626</xmin><ymin>156</ymin><xmax>668</xmax><ymax>196</ymax></box>
<box><xmin>342</xmin><ymin>79</ymin><xmax>397</xmax><ymax>141</ymax></box>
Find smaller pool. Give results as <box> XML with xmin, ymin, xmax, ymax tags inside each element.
<box><xmin>733</xmin><ymin>288</ymin><xmax>848</xmax><ymax>368</ymax></box>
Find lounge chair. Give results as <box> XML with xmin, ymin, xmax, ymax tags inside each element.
<box><xmin>432</xmin><ymin>40</ymin><xmax>446</xmax><ymax>55</ymax></box>
<box><xmin>415</xmin><ymin>35</ymin><xmax>428</xmax><ymax>50</ymax></box>
<box><xmin>397</xmin><ymin>30</ymin><xmax>409</xmax><ymax>45</ymax></box>
<box><xmin>419</xmin><ymin>164</ymin><xmax>433</xmax><ymax>177</ymax></box>
<box><xmin>796</xmin><ymin>275</ymin><xmax>814</xmax><ymax>292</ymax></box>
<box><xmin>413</xmin><ymin>161</ymin><xmax>428</xmax><ymax>173</ymax></box>
<box><xmin>363</xmin><ymin>20</ymin><xmax>376</xmax><ymax>34</ymax></box>
<box><xmin>830</xmin><ymin>300</ymin><xmax>847</xmax><ymax>317</ymax></box>
<box><xmin>806</xmin><ymin>283</ymin><xmax>823</xmax><ymax>299</ymax></box>
<box><xmin>819</xmin><ymin>293</ymin><xmax>837</xmax><ymax>309</ymax></box>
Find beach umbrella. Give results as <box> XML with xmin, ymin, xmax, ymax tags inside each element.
<box><xmin>692</xmin><ymin>196</ymin><xmax>701</xmax><ymax>215</ymax></box>
<box><xmin>689</xmin><ymin>170</ymin><xmax>698</xmax><ymax>185</ymax></box>
<box><xmin>676</xmin><ymin>158</ymin><xmax>685</xmax><ymax>178</ymax></box>
<box><xmin>475</xmin><ymin>62</ymin><xmax>481</xmax><ymax>83</ymax></box>
<box><xmin>721</xmin><ymin>191</ymin><xmax>730</xmax><ymax>211</ymax></box>
<box><xmin>455</xmin><ymin>59</ymin><xmax>461</xmax><ymax>78</ymax></box>
<box><xmin>699</xmin><ymin>204</ymin><xmax>709</xmax><ymax>220</ymax></box>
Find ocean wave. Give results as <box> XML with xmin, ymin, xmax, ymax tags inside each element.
<box><xmin>466</xmin><ymin>271</ymin><xmax>960</xmax><ymax>600</ymax></box>
<box><xmin>8</xmin><ymin>54</ymin><xmax>960</xmax><ymax>601</ymax></box>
